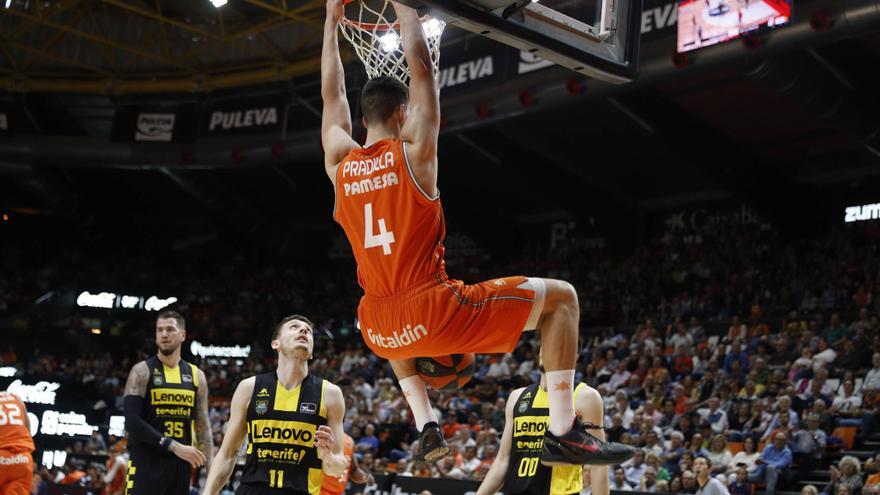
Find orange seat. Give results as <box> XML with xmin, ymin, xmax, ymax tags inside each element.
<box><xmin>729</xmin><ymin>442</ymin><xmax>744</xmax><ymax>455</ymax></box>
<box><xmin>832</xmin><ymin>426</ymin><xmax>857</xmax><ymax>449</ymax></box>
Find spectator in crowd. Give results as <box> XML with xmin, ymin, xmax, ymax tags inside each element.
<box><xmin>724</xmin><ymin>341</ymin><xmax>749</xmax><ymax>375</ymax></box>
<box><xmin>728</xmin><ymin>467</ymin><xmax>751</xmax><ymax>495</ymax></box>
<box><xmin>639</xmin><ymin>466</ymin><xmax>658</xmax><ymax>492</ymax></box>
<box><xmin>865</xmin><ymin>353</ymin><xmax>880</xmax><ymax>392</ymax></box>
<box><xmin>682</xmin><ymin>469</ymin><xmax>698</xmax><ymax>494</ymax></box>
<box><xmin>356</xmin><ymin>424</ymin><xmax>380</xmax><ymax>455</ymax></box>
<box><xmin>698</xmin><ymin>397</ymin><xmax>729</xmax><ymax>436</ymax></box>
<box><xmin>611</xmin><ymin>466</ymin><xmax>633</xmax><ymax>491</ymax></box>
<box><xmin>750</xmin><ymin>432</ymin><xmax>792</xmax><ymax>495</ymax></box>
<box><xmin>662</xmin><ymin>431</ymin><xmax>686</xmax><ymax>474</ymax></box>
<box><xmin>763</xmin><ymin>396</ymin><xmax>799</xmax><ymax>440</ymax></box>
<box><xmin>726</xmin><ymin>436</ymin><xmax>760</xmax><ymax>480</ymax></box>
<box><xmin>823</xmin><ymin>457</ymin><xmax>864</xmax><ymax>495</ymax></box>
<box><xmin>792</xmin><ymin>414</ymin><xmax>827</xmax><ymax>480</ymax></box>
<box><xmin>623</xmin><ymin>449</ymin><xmax>647</xmax><ymax>487</ymax></box>
<box><xmin>646</xmin><ymin>452</ymin><xmax>671</xmax><ymax>482</ymax></box>
<box><xmin>706</xmin><ymin>435</ymin><xmax>732</xmax><ymax>477</ymax></box>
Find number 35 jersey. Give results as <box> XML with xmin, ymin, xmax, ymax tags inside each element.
<box><xmin>334</xmin><ymin>138</ymin><xmax>446</xmax><ymax>297</ymax></box>
<box><xmin>139</xmin><ymin>356</ymin><xmax>199</xmax><ymax>452</ymax></box>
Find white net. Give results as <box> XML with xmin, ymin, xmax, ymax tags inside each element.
<box><xmin>339</xmin><ymin>0</ymin><xmax>446</xmax><ymax>85</ymax></box>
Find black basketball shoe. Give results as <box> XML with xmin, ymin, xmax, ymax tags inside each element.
<box><xmin>416</xmin><ymin>421</ymin><xmax>449</xmax><ymax>463</ymax></box>
<box><xmin>541</xmin><ymin>418</ymin><xmax>636</xmax><ymax>466</ymax></box>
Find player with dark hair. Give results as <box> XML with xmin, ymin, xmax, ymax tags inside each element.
<box><xmin>123</xmin><ymin>310</ymin><xmax>213</xmax><ymax>495</ymax></box>
<box><xmin>202</xmin><ymin>315</ymin><xmax>349</xmax><ymax>495</ymax></box>
<box><xmin>321</xmin><ymin>0</ymin><xmax>633</xmax><ymax>467</ymax></box>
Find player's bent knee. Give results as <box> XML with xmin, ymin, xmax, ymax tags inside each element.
<box><xmin>579</xmin><ymin>387</ymin><xmax>605</xmax><ymax>423</ymax></box>
<box><xmin>543</xmin><ymin>279</ymin><xmax>579</xmax><ymax>315</ymax></box>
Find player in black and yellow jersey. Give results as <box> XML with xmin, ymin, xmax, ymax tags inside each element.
<box><xmin>478</xmin><ymin>351</ymin><xmax>631</xmax><ymax>495</ymax></box>
<box><xmin>123</xmin><ymin>310</ymin><xmax>214</xmax><ymax>495</ymax></box>
<box><xmin>202</xmin><ymin>315</ymin><xmax>349</xmax><ymax>495</ymax></box>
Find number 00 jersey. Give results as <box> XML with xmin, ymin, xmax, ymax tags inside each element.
<box><xmin>504</xmin><ymin>383</ymin><xmax>588</xmax><ymax>495</ymax></box>
<box><xmin>334</xmin><ymin>138</ymin><xmax>446</xmax><ymax>297</ymax></box>
<box><xmin>239</xmin><ymin>372</ymin><xmax>328</xmax><ymax>495</ymax></box>
<box><xmin>136</xmin><ymin>356</ymin><xmax>199</xmax><ymax>453</ymax></box>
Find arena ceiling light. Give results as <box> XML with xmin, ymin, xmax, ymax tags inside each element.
<box><xmin>209</xmin><ymin>0</ymin><xmax>228</xmax><ymax>7</ymax></box>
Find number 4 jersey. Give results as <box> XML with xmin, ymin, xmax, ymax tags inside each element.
<box><xmin>333</xmin><ymin>138</ymin><xmax>446</xmax><ymax>298</ymax></box>
<box><xmin>334</xmin><ymin>138</ymin><xmax>538</xmax><ymax>361</ymax></box>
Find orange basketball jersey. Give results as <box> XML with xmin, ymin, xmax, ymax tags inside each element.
<box><xmin>334</xmin><ymin>138</ymin><xmax>446</xmax><ymax>297</ymax></box>
<box><xmin>319</xmin><ymin>434</ymin><xmax>354</xmax><ymax>495</ymax></box>
<box><xmin>0</xmin><ymin>392</ymin><xmax>34</xmax><ymax>454</ymax></box>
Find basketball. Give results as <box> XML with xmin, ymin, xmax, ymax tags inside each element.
<box><xmin>415</xmin><ymin>354</ymin><xmax>475</xmax><ymax>391</ymax></box>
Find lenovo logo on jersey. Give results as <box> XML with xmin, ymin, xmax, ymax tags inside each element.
<box><xmin>150</xmin><ymin>388</ymin><xmax>195</xmax><ymax>406</ymax></box>
<box><xmin>251</xmin><ymin>419</ymin><xmax>316</xmax><ymax>447</ymax></box>
<box><xmin>366</xmin><ymin>324</ymin><xmax>427</xmax><ymax>349</ymax></box>
<box><xmin>208</xmin><ymin>107</ymin><xmax>277</xmax><ymax>131</ymax></box>
<box><xmin>513</xmin><ymin>416</ymin><xmax>549</xmax><ymax>436</ymax></box>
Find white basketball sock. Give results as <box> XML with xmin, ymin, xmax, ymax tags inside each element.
<box><xmin>399</xmin><ymin>375</ymin><xmax>438</xmax><ymax>431</ymax></box>
<box><xmin>546</xmin><ymin>369</ymin><xmax>576</xmax><ymax>436</ymax></box>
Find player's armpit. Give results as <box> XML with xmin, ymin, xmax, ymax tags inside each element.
<box><xmin>123</xmin><ymin>361</ymin><xmax>149</xmax><ymax>397</ymax></box>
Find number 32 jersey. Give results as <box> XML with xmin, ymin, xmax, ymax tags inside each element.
<box><xmin>334</xmin><ymin>138</ymin><xmax>446</xmax><ymax>297</ymax></box>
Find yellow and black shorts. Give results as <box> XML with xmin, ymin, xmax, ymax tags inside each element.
<box><xmin>125</xmin><ymin>449</ymin><xmax>191</xmax><ymax>495</ymax></box>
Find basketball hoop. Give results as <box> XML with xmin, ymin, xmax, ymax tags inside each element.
<box><xmin>339</xmin><ymin>0</ymin><xmax>445</xmax><ymax>84</ymax></box>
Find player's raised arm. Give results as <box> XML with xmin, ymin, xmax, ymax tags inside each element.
<box><xmin>476</xmin><ymin>388</ymin><xmax>522</xmax><ymax>495</ymax></box>
<box><xmin>202</xmin><ymin>377</ymin><xmax>254</xmax><ymax>495</ymax></box>
<box><xmin>392</xmin><ymin>2</ymin><xmax>440</xmax><ymax>187</ymax></box>
<box><xmin>321</xmin><ymin>0</ymin><xmax>358</xmax><ymax>178</ymax></box>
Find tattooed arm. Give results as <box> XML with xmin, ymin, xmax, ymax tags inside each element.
<box><xmin>123</xmin><ymin>362</ymin><xmax>165</xmax><ymax>445</ymax></box>
<box><xmin>194</xmin><ymin>368</ymin><xmax>215</xmax><ymax>473</ymax></box>
<box><xmin>125</xmin><ymin>361</ymin><xmax>149</xmax><ymax>397</ymax></box>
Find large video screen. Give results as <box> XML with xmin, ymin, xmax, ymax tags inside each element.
<box><xmin>677</xmin><ymin>0</ymin><xmax>792</xmax><ymax>53</ymax></box>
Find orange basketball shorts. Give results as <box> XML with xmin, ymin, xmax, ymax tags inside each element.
<box><xmin>357</xmin><ymin>274</ymin><xmax>546</xmax><ymax>360</ymax></box>
<box><xmin>0</xmin><ymin>450</ymin><xmax>33</xmax><ymax>495</ymax></box>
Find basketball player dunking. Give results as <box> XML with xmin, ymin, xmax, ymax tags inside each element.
<box><xmin>321</xmin><ymin>0</ymin><xmax>634</xmax><ymax>467</ymax></box>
